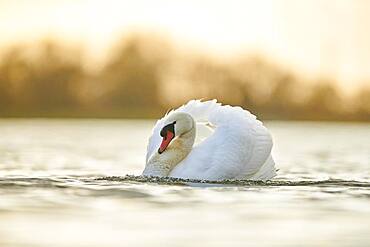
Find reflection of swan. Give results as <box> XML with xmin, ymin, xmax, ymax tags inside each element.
<box><xmin>143</xmin><ymin>100</ymin><xmax>276</xmax><ymax>181</ymax></box>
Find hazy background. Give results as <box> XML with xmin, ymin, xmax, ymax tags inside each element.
<box><xmin>1</xmin><ymin>0</ymin><xmax>370</xmax><ymax>120</ymax></box>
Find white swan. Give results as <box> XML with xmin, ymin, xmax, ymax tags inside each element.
<box><xmin>143</xmin><ymin>100</ymin><xmax>276</xmax><ymax>181</ymax></box>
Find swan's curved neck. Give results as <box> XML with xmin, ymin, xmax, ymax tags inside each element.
<box><xmin>143</xmin><ymin>124</ymin><xmax>196</xmax><ymax>177</ymax></box>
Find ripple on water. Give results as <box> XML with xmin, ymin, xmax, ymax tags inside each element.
<box><xmin>0</xmin><ymin>175</ymin><xmax>369</xmax><ymax>188</ymax></box>
<box><xmin>95</xmin><ymin>175</ymin><xmax>370</xmax><ymax>187</ymax></box>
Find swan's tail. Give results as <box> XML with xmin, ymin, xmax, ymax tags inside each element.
<box><xmin>249</xmin><ymin>155</ymin><xmax>277</xmax><ymax>180</ymax></box>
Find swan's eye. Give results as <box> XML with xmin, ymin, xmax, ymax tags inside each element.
<box><xmin>160</xmin><ymin>128</ymin><xmax>166</xmax><ymax>137</ymax></box>
<box><xmin>160</xmin><ymin>122</ymin><xmax>176</xmax><ymax>137</ymax></box>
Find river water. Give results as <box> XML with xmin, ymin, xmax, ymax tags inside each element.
<box><xmin>0</xmin><ymin>119</ymin><xmax>369</xmax><ymax>247</ymax></box>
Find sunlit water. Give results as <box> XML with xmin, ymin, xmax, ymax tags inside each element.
<box><xmin>0</xmin><ymin>119</ymin><xmax>369</xmax><ymax>247</ymax></box>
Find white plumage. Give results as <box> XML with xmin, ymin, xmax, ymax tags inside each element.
<box><xmin>145</xmin><ymin>99</ymin><xmax>277</xmax><ymax>180</ymax></box>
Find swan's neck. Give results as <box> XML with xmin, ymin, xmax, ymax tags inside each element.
<box><xmin>143</xmin><ymin>126</ymin><xmax>196</xmax><ymax>177</ymax></box>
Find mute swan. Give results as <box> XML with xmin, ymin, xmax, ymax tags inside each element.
<box><xmin>143</xmin><ymin>100</ymin><xmax>276</xmax><ymax>181</ymax></box>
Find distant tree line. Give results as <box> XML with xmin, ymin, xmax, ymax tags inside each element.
<box><xmin>0</xmin><ymin>34</ymin><xmax>369</xmax><ymax>121</ymax></box>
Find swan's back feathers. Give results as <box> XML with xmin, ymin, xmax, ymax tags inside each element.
<box><xmin>146</xmin><ymin>99</ymin><xmax>276</xmax><ymax>180</ymax></box>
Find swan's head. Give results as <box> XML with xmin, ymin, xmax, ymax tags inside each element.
<box><xmin>158</xmin><ymin>112</ymin><xmax>194</xmax><ymax>154</ymax></box>
<box><xmin>143</xmin><ymin>112</ymin><xmax>196</xmax><ymax>177</ymax></box>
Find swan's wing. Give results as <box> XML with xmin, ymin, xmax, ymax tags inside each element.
<box><xmin>169</xmin><ymin>102</ymin><xmax>275</xmax><ymax>180</ymax></box>
<box><xmin>146</xmin><ymin>118</ymin><xmax>165</xmax><ymax>163</ymax></box>
<box><xmin>146</xmin><ymin>100</ymin><xmax>221</xmax><ymax>163</ymax></box>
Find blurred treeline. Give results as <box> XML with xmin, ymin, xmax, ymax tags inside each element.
<box><xmin>0</xmin><ymin>34</ymin><xmax>369</xmax><ymax>121</ymax></box>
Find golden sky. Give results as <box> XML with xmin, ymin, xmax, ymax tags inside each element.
<box><xmin>1</xmin><ymin>0</ymin><xmax>370</xmax><ymax>91</ymax></box>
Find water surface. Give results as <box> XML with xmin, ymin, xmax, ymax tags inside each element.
<box><xmin>0</xmin><ymin>120</ymin><xmax>369</xmax><ymax>247</ymax></box>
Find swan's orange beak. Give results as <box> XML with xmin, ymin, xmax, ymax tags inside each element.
<box><xmin>158</xmin><ymin>130</ymin><xmax>175</xmax><ymax>154</ymax></box>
